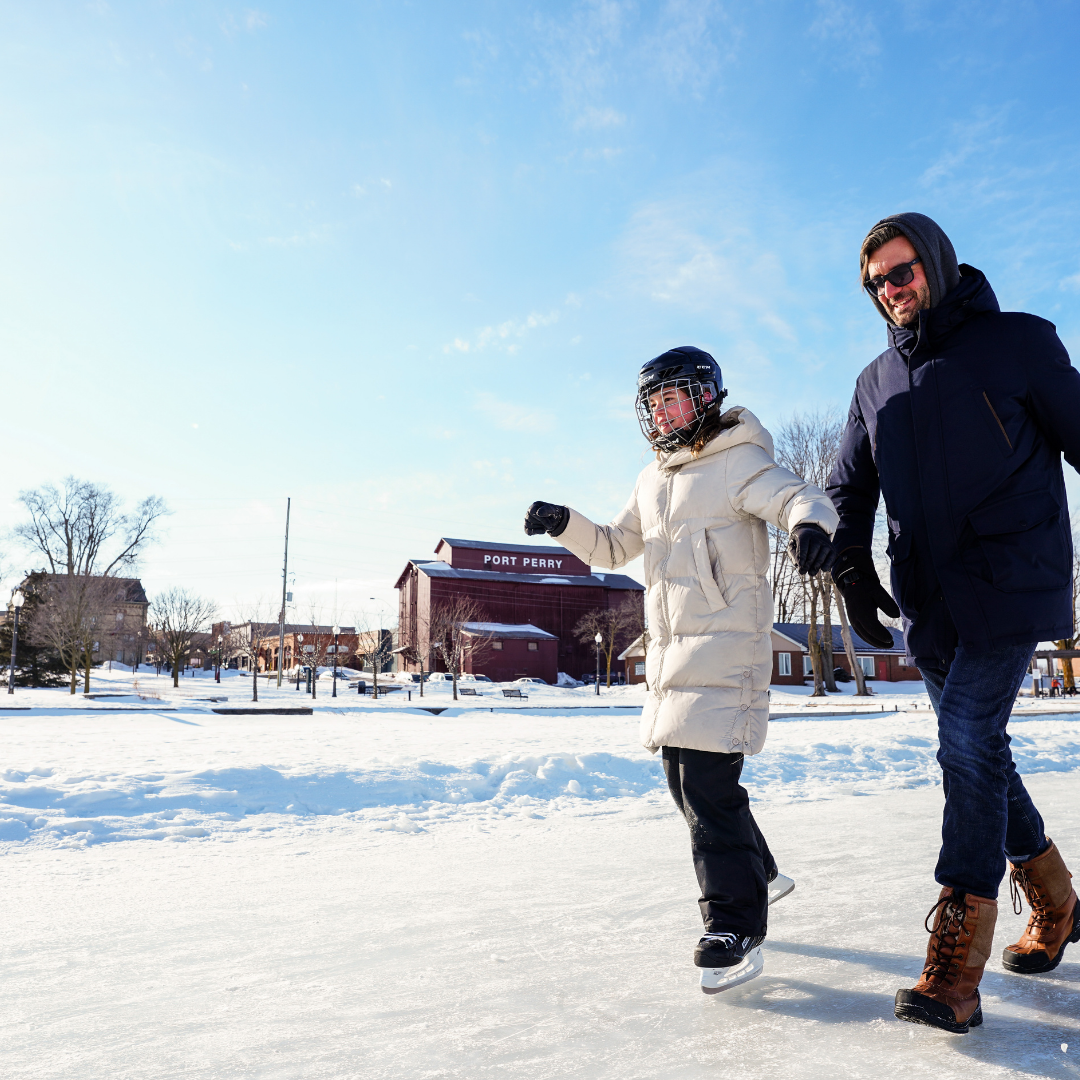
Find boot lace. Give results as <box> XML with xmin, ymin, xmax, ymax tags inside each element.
<box><xmin>1009</xmin><ymin>866</ymin><xmax>1052</xmax><ymax>927</ymax></box>
<box><xmin>922</xmin><ymin>894</ymin><xmax>968</xmax><ymax>982</ymax></box>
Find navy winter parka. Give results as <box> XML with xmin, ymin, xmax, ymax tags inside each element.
<box><xmin>826</xmin><ymin>264</ymin><xmax>1080</xmax><ymax>661</ymax></box>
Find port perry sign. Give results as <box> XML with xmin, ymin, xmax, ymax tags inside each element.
<box><xmin>484</xmin><ymin>554</ymin><xmax>564</xmax><ymax>569</ymax></box>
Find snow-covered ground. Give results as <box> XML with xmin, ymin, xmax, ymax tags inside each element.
<box><xmin>3</xmin><ymin>668</ymin><xmax>1080</xmax><ymax>1078</ymax></box>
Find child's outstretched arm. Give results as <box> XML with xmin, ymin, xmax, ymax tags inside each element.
<box><xmin>523</xmin><ymin>485</ymin><xmax>644</xmax><ymax>570</ymax></box>
<box><xmin>727</xmin><ymin>442</ymin><xmax>839</xmax><ymax>536</ymax></box>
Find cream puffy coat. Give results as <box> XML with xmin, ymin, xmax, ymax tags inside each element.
<box><xmin>558</xmin><ymin>408</ymin><xmax>838</xmax><ymax>756</ymax></box>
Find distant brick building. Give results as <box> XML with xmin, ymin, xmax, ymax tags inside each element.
<box><xmin>395</xmin><ymin>538</ymin><xmax>644</xmax><ymax>682</ymax></box>
<box><xmin>28</xmin><ymin>574</ymin><xmax>149</xmax><ymax>667</ymax></box>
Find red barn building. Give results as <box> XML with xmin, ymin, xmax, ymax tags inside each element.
<box><xmin>395</xmin><ymin>538</ymin><xmax>644</xmax><ymax>683</ymax></box>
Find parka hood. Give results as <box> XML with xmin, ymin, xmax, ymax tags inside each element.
<box><xmin>656</xmin><ymin>406</ymin><xmax>773</xmax><ymax>472</ymax></box>
<box><xmin>887</xmin><ymin>264</ymin><xmax>1000</xmax><ymax>356</ymax></box>
<box><xmin>865</xmin><ymin>211</ymin><xmax>961</xmax><ymax>323</ymax></box>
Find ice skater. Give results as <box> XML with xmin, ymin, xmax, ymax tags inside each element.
<box><xmin>828</xmin><ymin>212</ymin><xmax>1080</xmax><ymax>1034</ymax></box>
<box><xmin>523</xmin><ymin>346</ymin><xmax>838</xmax><ymax>993</ymax></box>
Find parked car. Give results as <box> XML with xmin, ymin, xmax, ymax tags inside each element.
<box><xmin>472</xmin><ymin>674</ymin><xmax>493</xmax><ymax>683</ymax></box>
<box><xmin>515</xmin><ymin>677</ymin><xmax>546</xmax><ymax>685</ymax></box>
<box><xmin>426</xmin><ymin>672</ymin><xmax>453</xmax><ymax>683</ymax></box>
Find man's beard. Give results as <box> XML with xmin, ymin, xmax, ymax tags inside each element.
<box><xmin>884</xmin><ymin>282</ymin><xmax>931</xmax><ymax>327</ymax></box>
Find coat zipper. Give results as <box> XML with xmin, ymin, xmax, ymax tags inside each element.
<box><xmin>651</xmin><ymin>471</ymin><xmax>676</xmax><ymax>705</ymax></box>
<box><xmin>982</xmin><ymin>392</ymin><xmax>1012</xmax><ymax>449</ymax></box>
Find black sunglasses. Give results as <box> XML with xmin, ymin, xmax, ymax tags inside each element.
<box><xmin>864</xmin><ymin>257</ymin><xmax>920</xmax><ymax>297</ymax></box>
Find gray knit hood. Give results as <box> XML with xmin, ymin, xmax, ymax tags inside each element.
<box><xmin>864</xmin><ymin>212</ymin><xmax>960</xmax><ymax>324</ymax></box>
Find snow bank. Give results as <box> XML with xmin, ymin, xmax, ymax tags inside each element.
<box><xmin>0</xmin><ymin>751</ymin><xmax>665</xmax><ymax>849</ymax></box>
<box><xmin>4</xmin><ymin>704</ymin><xmax>1080</xmax><ymax>851</ymax></box>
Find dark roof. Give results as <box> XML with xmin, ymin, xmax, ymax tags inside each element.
<box><xmin>773</xmin><ymin>623</ymin><xmax>906</xmax><ymax>655</ymax></box>
<box><xmin>36</xmin><ymin>574</ymin><xmax>148</xmax><ymax>605</ymax></box>
<box><xmin>412</xmin><ymin>560</ymin><xmax>643</xmax><ymax>591</ymax></box>
<box><xmin>436</xmin><ymin>537</ymin><xmax>575</xmax><ymax>556</ymax></box>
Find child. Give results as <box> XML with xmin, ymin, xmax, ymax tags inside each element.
<box><xmin>524</xmin><ymin>346</ymin><xmax>838</xmax><ymax>993</ymax></box>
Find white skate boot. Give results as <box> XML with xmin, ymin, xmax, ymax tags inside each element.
<box><xmin>768</xmin><ymin>871</ymin><xmax>795</xmax><ymax>906</ymax></box>
<box><xmin>695</xmin><ymin>933</ymin><xmax>766</xmax><ymax>994</ymax></box>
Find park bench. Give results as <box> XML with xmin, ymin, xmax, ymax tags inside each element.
<box><xmin>501</xmin><ymin>688</ymin><xmax>528</xmax><ymax>700</ymax></box>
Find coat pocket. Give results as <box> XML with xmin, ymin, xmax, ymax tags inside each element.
<box><xmin>690</xmin><ymin>529</ymin><xmax>728</xmax><ymax>612</ymax></box>
<box><xmin>967</xmin><ymin>491</ymin><xmax>1070</xmax><ymax>593</ymax></box>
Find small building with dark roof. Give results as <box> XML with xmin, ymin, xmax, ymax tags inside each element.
<box><xmin>771</xmin><ymin>623</ymin><xmax>921</xmax><ymax>684</ymax></box>
<box><xmin>395</xmin><ymin>538</ymin><xmax>644</xmax><ymax>682</ymax></box>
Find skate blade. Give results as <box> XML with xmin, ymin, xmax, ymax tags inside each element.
<box><xmin>700</xmin><ymin>947</ymin><xmax>764</xmax><ymax>994</ymax></box>
<box><xmin>768</xmin><ymin>873</ymin><xmax>795</xmax><ymax>906</ymax></box>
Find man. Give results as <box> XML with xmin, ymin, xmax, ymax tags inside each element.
<box><xmin>827</xmin><ymin>212</ymin><xmax>1080</xmax><ymax>1034</ymax></box>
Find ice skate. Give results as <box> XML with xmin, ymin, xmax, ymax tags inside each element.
<box><xmin>695</xmin><ymin>932</ymin><xmax>765</xmax><ymax>994</ymax></box>
<box><xmin>768</xmin><ymin>869</ymin><xmax>794</xmax><ymax>906</ymax></box>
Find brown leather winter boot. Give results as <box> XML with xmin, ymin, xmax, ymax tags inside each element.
<box><xmin>1002</xmin><ymin>840</ymin><xmax>1080</xmax><ymax>974</ymax></box>
<box><xmin>894</xmin><ymin>888</ymin><xmax>997</xmax><ymax>1034</ymax></box>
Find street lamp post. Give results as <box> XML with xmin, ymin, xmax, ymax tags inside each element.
<box><xmin>295</xmin><ymin>634</ymin><xmax>303</xmax><ymax>690</ymax></box>
<box><xmin>215</xmin><ymin>634</ymin><xmax>223</xmax><ymax>683</ymax></box>
<box><xmin>332</xmin><ymin>624</ymin><xmax>340</xmax><ymax>698</ymax></box>
<box><xmin>594</xmin><ymin>631</ymin><xmax>602</xmax><ymax>696</ymax></box>
<box><xmin>7</xmin><ymin>590</ymin><xmax>25</xmax><ymax>695</ymax></box>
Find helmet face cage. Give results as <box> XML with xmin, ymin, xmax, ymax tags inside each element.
<box><xmin>637</xmin><ymin>376</ymin><xmax>718</xmax><ymax>452</ymax></box>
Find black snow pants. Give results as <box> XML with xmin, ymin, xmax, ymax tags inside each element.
<box><xmin>662</xmin><ymin>746</ymin><xmax>774</xmax><ymax>937</ymax></box>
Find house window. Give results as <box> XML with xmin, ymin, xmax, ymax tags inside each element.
<box><xmin>857</xmin><ymin>656</ymin><xmax>875</xmax><ymax>677</ymax></box>
<box><xmin>898</xmin><ymin>656</ymin><xmax>911</xmax><ymax>667</ymax></box>
<box><xmin>635</xmin><ymin>661</ymin><xmax>645</xmax><ymax>675</ymax></box>
<box><xmin>803</xmin><ymin>655</ymin><xmax>814</xmax><ymax>676</ymax></box>
<box><xmin>777</xmin><ymin>652</ymin><xmax>791</xmax><ymax>677</ymax></box>
<box><xmin>493</xmin><ymin>640</ymin><xmax>503</xmax><ymax>650</ymax></box>
<box><xmin>527</xmin><ymin>642</ymin><xmax>538</xmax><ymax>652</ymax></box>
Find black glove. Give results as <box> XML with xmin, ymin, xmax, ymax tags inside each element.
<box><xmin>524</xmin><ymin>501</ymin><xmax>570</xmax><ymax>537</ymax></box>
<box><xmin>832</xmin><ymin>547</ymin><xmax>901</xmax><ymax>649</ymax></box>
<box><xmin>787</xmin><ymin>523</ymin><xmax>838</xmax><ymax>576</ymax></box>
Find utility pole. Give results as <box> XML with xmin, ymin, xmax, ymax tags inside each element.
<box><xmin>276</xmin><ymin>498</ymin><xmax>291</xmax><ymax>687</ymax></box>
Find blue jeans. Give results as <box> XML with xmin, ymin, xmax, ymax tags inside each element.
<box><xmin>917</xmin><ymin>641</ymin><xmax>1047</xmax><ymax>900</ymax></box>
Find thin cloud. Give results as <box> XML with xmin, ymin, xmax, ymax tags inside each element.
<box><xmin>473</xmin><ymin>393</ymin><xmax>554</xmax><ymax>433</ymax></box>
<box><xmin>443</xmin><ymin>310</ymin><xmax>559</xmax><ymax>354</ymax></box>
<box><xmin>574</xmin><ymin>105</ymin><xmax>626</xmax><ymax>130</ymax></box>
<box><xmin>808</xmin><ymin>0</ymin><xmax>880</xmax><ymax>80</ymax></box>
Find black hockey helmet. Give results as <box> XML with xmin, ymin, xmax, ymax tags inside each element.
<box><xmin>636</xmin><ymin>346</ymin><xmax>727</xmax><ymax>452</ymax></box>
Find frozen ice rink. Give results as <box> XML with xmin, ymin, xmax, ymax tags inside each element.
<box><xmin>3</xmin><ymin>669</ymin><xmax>1080</xmax><ymax>1078</ymax></box>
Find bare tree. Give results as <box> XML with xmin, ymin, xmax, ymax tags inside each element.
<box><xmin>30</xmin><ymin>574</ymin><xmax>116</xmax><ymax>694</ymax></box>
<box><xmin>832</xmin><ymin>578</ymin><xmax>869</xmax><ymax>696</ymax></box>
<box><xmin>428</xmin><ymin>595</ymin><xmax>489</xmax><ymax>701</ymax></box>
<box><xmin>226</xmin><ymin>606</ymin><xmax>274</xmax><ymax>702</ymax></box>
<box><xmin>151</xmin><ymin>589</ymin><xmax>217</xmax><ymax>688</ymax></box>
<box><xmin>1054</xmin><ymin>524</ymin><xmax>1080</xmax><ymax>692</ymax></box>
<box><xmin>15</xmin><ymin>478</ymin><xmax>167</xmax><ymax>577</ymax></box>
<box><xmin>774</xmin><ymin>409</ymin><xmax>844</xmax><ymax>695</ymax></box>
<box><xmin>301</xmin><ymin>602</ymin><xmax>332</xmax><ymax>699</ymax></box>
<box><xmin>617</xmin><ymin>592</ymin><xmax>647</xmax><ymax>687</ymax></box>
<box><xmin>575</xmin><ymin>604</ymin><xmax>634</xmax><ymax>688</ymax></box>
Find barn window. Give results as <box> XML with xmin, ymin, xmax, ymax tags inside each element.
<box><xmin>634</xmin><ymin>662</ymin><xmax>645</xmax><ymax>676</ymax></box>
<box><xmin>493</xmin><ymin>640</ymin><xmax>503</xmax><ymax>650</ymax></box>
<box><xmin>527</xmin><ymin>642</ymin><xmax>538</xmax><ymax>651</ymax></box>
<box><xmin>777</xmin><ymin>652</ymin><xmax>791</xmax><ymax>676</ymax></box>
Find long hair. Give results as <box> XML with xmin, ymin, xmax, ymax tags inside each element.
<box><xmin>650</xmin><ymin>405</ymin><xmax>740</xmax><ymax>459</ymax></box>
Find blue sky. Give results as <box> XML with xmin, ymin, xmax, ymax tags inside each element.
<box><xmin>3</xmin><ymin>1</ymin><xmax>1080</xmax><ymax>622</ymax></box>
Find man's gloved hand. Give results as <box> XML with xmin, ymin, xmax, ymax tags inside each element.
<box><xmin>832</xmin><ymin>547</ymin><xmax>901</xmax><ymax>649</ymax></box>
<box><xmin>524</xmin><ymin>501</ymin><xmax>570</xmax><ymax>537</ymax></box>
<box><xmin>787</xmin><ymin>523</ymin><xmax>838</xmax><ymax>576</ymax></box>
